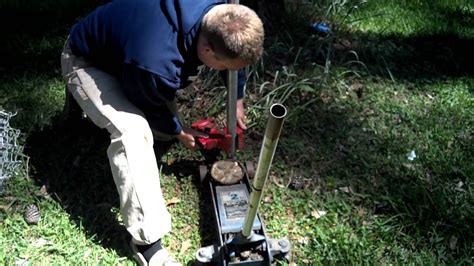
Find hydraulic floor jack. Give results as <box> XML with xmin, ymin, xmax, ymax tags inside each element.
<box><xmin>192</xmin><ymin>66</ymin><xmax>291</xmax><ymax>264</ymax></box>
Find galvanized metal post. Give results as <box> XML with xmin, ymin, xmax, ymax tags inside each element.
<box><xmin>226</xmin><ymin>0</ymin><xmax>240</xmax><ymax>159</ymax></box>
<box><xmin>227</xmin><ymin>71</ymin><xmax>238</xmax><ymax>159</ymax></box>
<box><xmin>242</xmin><ymin>104</ymin><xmax>287</xmax><ymax>238</ymax></box>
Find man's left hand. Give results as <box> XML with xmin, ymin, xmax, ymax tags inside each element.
<box><xmin>237</xmin><ymin>99</ymin><xmax>247</xmax><ymax>130</ymax></box>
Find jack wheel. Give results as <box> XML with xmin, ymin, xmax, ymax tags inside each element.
<box><xmin>245</xmin><ymin>161</ymin><xmax>255</xmax><ymax>178</ymax></box>
<box><xmin>199</xmin><ymin>165</ymin><xmax>208</xmax><ymax>182</ymax></box>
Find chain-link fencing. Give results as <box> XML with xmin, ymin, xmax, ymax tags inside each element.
<box><xmin>0</xmin><ymin>110</ymin><xmax>24</xmax><ymax>193</ymax></box>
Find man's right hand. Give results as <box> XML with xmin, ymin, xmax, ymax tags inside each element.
<box><xmin>177</xmin><ymin>127</ymin><xmax>209</xmax><ymax>150</ymax></box>
<box><xmin>177</xmin><ymin>130</ymin><xmax>196</xmax><ymax>150</ymax></box>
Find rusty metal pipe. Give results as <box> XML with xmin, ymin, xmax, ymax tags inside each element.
<box><xmin>242</xmin><ymin>103</ymin><xmax>287</xmax><ymax>238</ymax></box>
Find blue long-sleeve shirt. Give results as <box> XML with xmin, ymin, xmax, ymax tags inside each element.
<box><xmin>68</xmin><ymin>0</ymin><xmax>245</xmax><ymax>135</ymax></box>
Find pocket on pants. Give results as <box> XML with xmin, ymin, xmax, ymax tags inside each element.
<box><xmin>66</xmin><ymin>71</ymin><xmax>112</xmax><ymax>129</ymax></box>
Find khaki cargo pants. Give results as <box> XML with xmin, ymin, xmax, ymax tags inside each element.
<box><xmin>61</xmin><ymin>43</ymin><xmax>173</xmax><ymax>245</ymax></box>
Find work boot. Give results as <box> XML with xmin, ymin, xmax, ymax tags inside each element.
<box><xmin>131</xmin><ymin>241</ymin><xmax>182</xmax><ymax>266</ymax></box>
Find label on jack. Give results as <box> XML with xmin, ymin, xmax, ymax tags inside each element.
<box><xmin>216</xmin><ymin>184</ymin><xmax>262</xmax><ymax>233</ymax></box>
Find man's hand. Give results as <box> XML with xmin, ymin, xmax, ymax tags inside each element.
<box><xmin>177</xmin><ymin>127</ymin><xmax>209</xmax><ymax>150</ymax></box>
<box><xmin>236</xmin><ymin>99</ymin><xmax>247</xmax><ymax>130</ymax></box>
<box><xmin>177</xmin><ymin>130</ymin><xmax>196</xmax><ymax>150</ymax></box>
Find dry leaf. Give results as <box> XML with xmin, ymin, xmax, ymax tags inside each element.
<box><xmin>455</xmin><ymin>181</ymin><xmax>465</xmax><ymax>192</ymax></box>
<box><xmin>311</xmin><ymin>210</ymin><xmax>327</xmax><ymax>219</ymax></box>
<box><xmin>349</xmin><ymin>82</ymin><xmax>364</xmax><ymax>92</ymax></box>
<box><xmin>33</xmin><ymin>238</ymin><xmax>53</xmax><ymax>248</ymax></box>
<box><xmin>0</xmin><ymin>198</ymin><xmax>16</xmax><ymax>211</ymax></box>
<box><xmin>449</xmin><ymin>235</ymin><xmax>458</xmax><ymax>250</ymax></box>
<box><xmin>338</xmin><ymin>186</ymin><xmax>353</xmax><ymax>193</ymax></box>
<box><xmin>403</xmin><ymin>163</ymin><xmax>416</xmax><ymax>170</ymax></box>
<box><xmin>297</xmin><ymin>236</ymin><xmax>310</xmax><ymax>244</ymax></box>
<box><xmin>180</xmin><ymin>239</ymin><xmax>192</xmax><ymax>253</ymax></box>
<box><xmin>286</xmin><ymin>208</ymin><xmax>294</xmax><ymax>220</ymax></box>
<box><xmin>271</xmin><ymin>175</ymin><xmax>285</xmax><ymax>188</ymax></box>
<box><xmin>312</xmin><ymin>187</ymin><xmax>321</xmax><ymax>194</ymax></box>
<box><xmin>357</xmin><ymin>207</ymin><xmax>366</xmax><ymax>217</ymax></box>
<box><xmin>38</xmin><ymin>185</ymin><xmax>53</xmax><ymax>201</ymax></box>
<box><xmin>4</xmin><ymin>196</ymin><xmax>17</xmax><ymax>201</ymax></box>
<box><xmin>14</xmin><ymin>258</ymin><xmax>29</xmax><ymax>266</ymax></box>
<box><xmin>182</xmin><ymin>225</ymin><xmax>193</xmax><ymax>234</ymax></box>
<box><xmin>263</xmin><ymin>195</ymin><xmax>273</xmax><ymax>203</ymax></box>
<box><xmin>167</xmin><ymin>157</ymin><xmax>177</xmax><ymax>166</ymax></box>
<box><xmin>166</xmin><ymin>197</ymin><xmax>181</xmax><ymax>206</ymax></box>
<box><xmin>83</xmin><ymin>248</ymin><xmax>92</xmax><ymax>258</ymax></box>
<box><xmin>39</xmin><ymin>185</ymin><xmax>49</xmax><ymax>196</ymax></box>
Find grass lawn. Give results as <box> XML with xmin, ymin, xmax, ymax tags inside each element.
<box><xmin>1</xmin><ymin>0</ymin><xmax>473</xmax><ymax>265</ymax></box>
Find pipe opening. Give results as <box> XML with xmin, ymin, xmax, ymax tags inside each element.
<box><xmin>270</xmin><ymin>104</ymin><xmax>287</xmax><ymax>119</ymax></box>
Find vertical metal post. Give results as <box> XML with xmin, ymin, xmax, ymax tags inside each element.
<box><xmin>226</xmin><ymin>71</ymin><xmax>238</xmax><ymax>159</ymax></box>
<box><xmin>226</xmin><ymin>0</ymin><xmax>239</xmax><ymax>159</ymax></box>
<box><xmin>242</xmin><ymin>104</ymin><xmax>287</xmax><ymax>238</ymax></box>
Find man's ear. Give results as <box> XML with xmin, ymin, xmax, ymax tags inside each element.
<box><xmin>199</xmin><ymin>35</ymin><xmax>213</xmax><ymax>52</ymax></box>
<box><xmin>200</xmin><ymin>43</ymin><xmax>213</xmax><ymax>55</ymax></box>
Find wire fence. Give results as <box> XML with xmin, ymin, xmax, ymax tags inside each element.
<box><xmin>0</xmin><ymin>110</ymin><xmax>24</xmax><ymax>193</ymax></box>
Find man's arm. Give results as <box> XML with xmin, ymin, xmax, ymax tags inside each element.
<box><xmin>121</xmin><ymin>64</ymin><xmax>183</xmax><ymax>136</ymax></box>
<box><xmin>122</xmin><ymin>64</ymin><xmax>209</xmax><ymax>149</ymax></box>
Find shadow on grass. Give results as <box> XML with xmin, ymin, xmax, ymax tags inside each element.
<box><xmin>351</xmin><ymin>33</ymin><xmax>474</xmax><ymax>81</ymax></box>
<box><xmin>159</xmin><ymin>152</ymin><xmax>223</xmax><ymax>263</ymax></box>
<box><xmin>266</xmin><ymin>3</ymin><xmax>474</xmax><ymax>83</ymax></box>
<box><xmin>286</xmin><ymin>30</ymin><xmax>474</xmax><ymax>83</ymax></box>
<box><xmin>344</xmin><ymin>2</ymin><xmax>474</xmax><ymax>81</ymax></box>
<box><xmin>25</xmin><ymin>116</ymin><xmax>132</xmax><ymax>258</ymax></box>
<box><xmin>24</xmin><ymin>114</ymin><xmax>222</xmax><ymax>261</ymax></box>
<box><xmin>0</xmin><ymin>0</ymin><xmax>104</xmax><ymax>77</ymax></box>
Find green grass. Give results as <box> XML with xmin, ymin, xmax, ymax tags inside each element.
<box><xmin>350</xmin><ymin>0</ymin><xmax>474</xmax><ymax>38</ymax></box>
<box><xmin>1</xmin><ymin>0</ymin><xmax>473</xmax><ymax>265</ymax></box>
<box><xmin>0</xmin><ymin>76</ymin><xmax>65</xmax><ymax>133</ymax></box>
<box><xmin>0</xmin><ymin>183</ymin><xmax>126</xmax><ymax>265</ymax></box>
<box><xmin>249</xmin><ymin>73</ymin><xmax>473</xmax><ymax>264</ymax></box>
